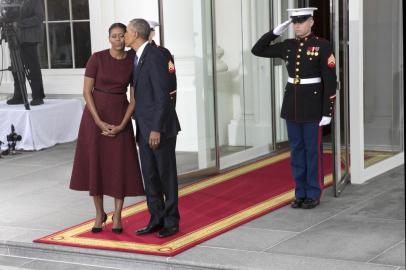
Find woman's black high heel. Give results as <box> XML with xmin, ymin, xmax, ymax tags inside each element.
<box><xmin>91</xmin><ymin>213</ymin><xmax>107</xmax><ymax>233</ymax></box>
<box><xmin>112</xmin><ymin>215</ymin><xmax>123</xmax><ymax>234</ymax></box>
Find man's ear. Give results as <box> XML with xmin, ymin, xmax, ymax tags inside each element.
<box><xmin>309</xmin><ymin>17</ymin><xmax>314</xmax><ymax>27</ymax></box>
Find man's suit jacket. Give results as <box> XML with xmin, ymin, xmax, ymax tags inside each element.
<box><xmin>131</xmin><ymin>44</ymin><xmax>181</xmax><ymax>142</ymax></box>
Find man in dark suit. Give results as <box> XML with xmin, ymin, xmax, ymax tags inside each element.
<box><xmin>125</xmin><ymin>18</ymin><xmax>181</xmax><ymax>238</ymax></box>
<box><xmin>7</xmin><ymin>0</ymin><xmax>45</xmax><ymax>106</ymax></box>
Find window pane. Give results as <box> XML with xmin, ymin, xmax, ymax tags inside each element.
<box><xmin>47</xmin><ymin>0</ymin><xmax>69</xmax><ymax>21</ymax></box>
<box><xmin>39</xmin><ymin>24</ymin><xmax>48</xmax><ymax>68</ymax></box>
<box><xmin>72</xmin><ymin>0</ymin><xmax>89</xmax><ymax>20</ymax></box>
<box><xmin>49</xmin><ymin>23</ymin><xmax>72</xmax><ymax>68</ymax></box>
<box><xmin>73</xmin><ymin>22</ymin><xmax>91</xmax><ymax>68</ymax></box>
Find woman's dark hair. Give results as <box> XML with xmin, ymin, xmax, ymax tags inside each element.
<box><xmin>108</xmin><ymin>23</ymin><xmax>126</xmax><ymax>35</ymax></box>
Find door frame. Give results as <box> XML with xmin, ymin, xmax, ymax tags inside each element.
<box><xmin>331</xmin><ymin>0</ymin><xmax>351</xmax><ymax>196</ymax></box>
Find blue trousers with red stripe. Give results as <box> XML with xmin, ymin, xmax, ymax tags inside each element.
<box><xmin>286</xmin><ymin>121</ymin><xmax>324</xmax><ymax>200</ymax></box>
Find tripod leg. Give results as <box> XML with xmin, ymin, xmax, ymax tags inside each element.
<box><xmin>9</xmin><ymin>49</ymin><xmax>30</xmax><ymax>110</ymax></box>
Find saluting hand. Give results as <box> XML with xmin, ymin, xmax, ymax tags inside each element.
<box><xmin>149</xmin><ymin>131</ymin><xmax>161</xmax><ymax>150</ymax></box>
<box><xmin>273</xmin><ymin>19</ymin><xmax>292</xmax><ymax>36</ymax></box>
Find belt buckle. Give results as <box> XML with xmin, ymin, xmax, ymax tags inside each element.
<box><xmin>294</xmin><ymin>78</ymin><xmax>301</xmax><ymax>84</ymax></box>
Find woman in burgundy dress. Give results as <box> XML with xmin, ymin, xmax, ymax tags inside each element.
<box><xmin>70</xmin><ymin>23</ymin><xmax>144</xmax><ymax>234</ymax></box>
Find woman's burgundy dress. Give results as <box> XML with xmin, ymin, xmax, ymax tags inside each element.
<box><xmin>70</xmin><ymin>49</ymin><xmax>144</xmax><ymax>199</ymax></box>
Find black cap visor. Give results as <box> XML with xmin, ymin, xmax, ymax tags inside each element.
<box><xmin>291</xmin><ymin>15</ymin><xmax>312</xmax><ymax>24</ymax></box>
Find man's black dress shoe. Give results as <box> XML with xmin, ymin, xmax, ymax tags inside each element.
<box><xmin>291</xmin><ymin>198</ymin><xmax>305</xmax><ymax>208</ymax></box>
<box><xmin>301</xmin><ymin>198</ymin><xmax>320</xmax><ymax>209</ymax></box>
<box><xmin>135</xmin><ymin>224</ymin><xmax>163</xmax><ymax>235</ymax></box>
<box><xmin>30</xmin><ymin>99</ymin><xmax>44</xmax><ymax>106</ymax></box>
<box><xmin>6</xmin><ymin>97</ymin><xmax>24</xmax><ymax>105</ymax></box>
<box><xmin>157</xmin><ymin>226</ymin><xmax>179</xmax><ymax>238</ymax></box>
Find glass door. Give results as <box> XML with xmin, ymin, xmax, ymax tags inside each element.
<box><xmin>362</xmin><ymin>0</ymin><xmax>404</xmax><ymax>166</ymax></box>
<box><xmin>213</xmin><ymin>0</ymin><xmax>272</xmax><ymax>169</ymax></box>
<box><xmin>212</xmin><ymin>0</ymin><xmax>297</xmax><ymax>169</ymax></box>
<box><xmin>160</xmin><ymin>0</ymin><xmax>217</xmax><ymax>176</ymax></box>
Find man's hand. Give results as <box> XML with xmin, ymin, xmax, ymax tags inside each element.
<box><xmin>273</xmin><ymin>19</ymin><xmax>292</xmax><ymax>36</ymax></box>
<box><xmin>149</xmin><ymin>131</ymin><xmax>161</xmax><ymax>150</ymax></box>
<box><xmin>319</xmin><ymin>116</ymin><xmax>332</xmax><ymax>126</ymax></box>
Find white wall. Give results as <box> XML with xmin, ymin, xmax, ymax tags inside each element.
<box><xmin>89</xmin><ymin>0</ymin><xmax>159</xmax><ymax>53</ymax></box>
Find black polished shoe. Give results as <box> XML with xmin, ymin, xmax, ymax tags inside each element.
<box><xmin>111</xmin><ymin>215</ymin><xmax>123</xmax><ymax>234</ymax></box>
<box><xmin>291</xmin><ymin>198</ymin><xmax>305</xmax><ymax>209</ymax></box>
<box><xmin>135</xmin><ymin>223</ymin><xmax>163</xmax><ymax>235</ymax></box>
<box><xmin>91</xmin><ymin>213</ymin><xmax>107</xmax><ymax>233</ymax></box>
<box><xmin>30</xmin><ymin>99</ymin><xmax>44</xmax><ymax>106</ymax></box>
<box><xmin>301</xmin><ymin>198</ymin><xmax>320</xmax><ymax>209</ymax></box>
<box><xmin>6</xmin><ymin>97</ymin><xmax>24</xmax><ymax>105</ymax></box>
<box><xmin>157</xmin><ymin>226</ymin><xmax>179</xmax><ymax>238</ymax></box>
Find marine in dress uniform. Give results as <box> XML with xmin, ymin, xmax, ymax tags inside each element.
<box><xmin>147</xmin><ymin>20</ymin><xmax>177</xmax><ymax>106</ymax></box>
<box><xmin>252</xmin><ymin>7</ymin><xmax>337</xmax><ymax>209</ymax></box>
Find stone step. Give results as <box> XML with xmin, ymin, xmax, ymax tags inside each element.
<box><xmin>0</xmin><ymin>267</ymin><xmax>28</xmax><ymax>270</ymax></box>
<box><xmin>0</xmin><ymin>265</ymin><xmax>31</xmax><ymax>270</ymax></box>
<box><xmin>1</xmin><ymin>241</ymin><xmax>219</xmax><ymax>270</ymax></box>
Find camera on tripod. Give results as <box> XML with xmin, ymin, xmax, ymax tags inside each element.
<box><xmin>0</xmin><ymin>0</ymin><xmax>22</xmax><ymax>23</ymax></box>
<box><xmin>1</xmin><ymin>124</ymin><xmax>22</xmax><ymax>156</ymax></box>
<box><xmin>7</xmin><ymin>124</ymin><xmax>22</xmax><ymax>142</ymax></box>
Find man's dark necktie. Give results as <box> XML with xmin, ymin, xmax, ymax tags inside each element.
<box><xmin>132</xmin><ymin>54</ymin><xmax>139</xmax><ymax>87</ymax></box>
<box><xmin>134</xmin><ymin>54</ymin><xmax>139</xmax><ymax>70</ymax></box>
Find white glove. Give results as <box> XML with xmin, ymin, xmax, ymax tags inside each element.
<box><xmin>273</xmin><ymin>19</ymin><xmax>292</xmax><ymax>36</ymax></box>
<box><xmin>319</xmin><ymin>116</ymin><xmax>332</xmax><ymax>126</ymax></box>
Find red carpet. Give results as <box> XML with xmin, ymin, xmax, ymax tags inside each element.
<box><xmin>34</xmin><ymin>152</ymin><xmax>334</xmax><ymax>256</ymax></box>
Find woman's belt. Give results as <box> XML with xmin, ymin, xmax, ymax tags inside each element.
<box><xmin>93</xmin><ymin>88</ymin><xmax>126</xmax><ymax>95</ymax></box>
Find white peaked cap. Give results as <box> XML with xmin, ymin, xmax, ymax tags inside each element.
<box><xmin>147</xmin><ymin>20</ymin><xmax>160</xmax><ymax>29</ymax></box>
<box><xmin>287</xmin><ymin>7</ymin><xmax>318</xmax><ymax>17</ymax></box>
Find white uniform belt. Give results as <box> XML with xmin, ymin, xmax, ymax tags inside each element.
<box><xmin>288</xmin><ymin>77</ymin><xmax>321</xmax><ymax>84</ymax></box>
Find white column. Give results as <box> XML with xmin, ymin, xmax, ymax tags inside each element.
<box><xmin>162</xmin><ymin>0</ymin><xmax>197</xmax><ymax>153</ymax></box>
<box><xmin>163</xmin><ymin>0</ymin><xmax>216</xmax><ymax>169</ymax></box>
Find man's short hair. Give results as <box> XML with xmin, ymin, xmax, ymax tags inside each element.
<box><xmin>129</xmin><ymin>19</ymin><xmax>151</xmax><ymax>41</ymax></box>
